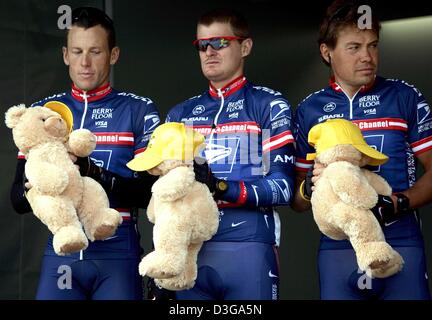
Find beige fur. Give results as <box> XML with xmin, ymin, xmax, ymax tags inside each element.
<box><xmin>139</xmin><ymin>160</ymin><xmax>219</xmax><ymax>290</ymax></box>
<box><xmin>5</xmin><ymin>104</ymin><xmax>122</xmax><ymax>255</ymax></box>
<box><xmin>311</xmin><ymin>144</ymin><xmax>404</xmax><ymax>278</ymax></box>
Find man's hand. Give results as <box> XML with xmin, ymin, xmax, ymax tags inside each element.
<box><xmin>301</xmin><ymin>162</ymin><xmax>325</xmax><ymax>200</ymax></box>
<box><xmin>146</xmin><ymin>277</ymin><xmax>175</xmax><ymax>300</ymax></box>
<box><xmin>193</xmin><ymin>157</ymin><xmax>217</xmax><ymax>193</ymax></box>
<box><xmin>370</xmin><ymin>195</ymin><xmax>397</xmax><ymax>227</ymax></box>
<box><xmin>23</xmin><ymin>173</ymin><xmax>32</xmax><ymax>191</ymax></box>
<box><xmin>74</xmin><ymin>156</ymin><xmax>102</xmax><ymax>178</ymax></box>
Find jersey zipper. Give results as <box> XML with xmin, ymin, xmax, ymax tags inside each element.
<box><xmin>80</xmin><ymin>92</ymin><xmax>89</xmax><ymax>129</ymax></box>
<box><xmin>338</xmin><ymin>87</ymin><xmax>361</xmax><ymax>119</ymax></box>
<box><xmin>208</xmin><ymin>89</ymin><xmax>225</xmax><ymax>148</ymax></box>
<box><xmin>79</xmin><ymin>92</ymin><xmax>88</xmax><ymax>260</ymax></box>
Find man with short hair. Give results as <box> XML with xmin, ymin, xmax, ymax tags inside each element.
<box><xmin>293</xmin><ymin>0</ymin><xmax>432</xmax><ymax>299</ymax></box>
<box><xmin>165</xmin><ymin>8</ymin><xmax>296</xmax><ymax>300</ymax></box>
<box><xmin>10</xmin><ymin>7</ymin><xmax>160</xmax><ymax>300</ymax></box>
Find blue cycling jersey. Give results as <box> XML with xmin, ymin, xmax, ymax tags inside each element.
<box><xmin>294</xmin><ymin>76</ymin><xmax>432</xmax><ymax>249</ymax></box>
<box><xmin>167</xmin><ymin>76</ymin><xmax>295</xmax><ymax>245</ymax></box>
<box><xmin>30</xmin><ymin>83</ymin><xmax>161</xmax><ymax>259</ymax></box>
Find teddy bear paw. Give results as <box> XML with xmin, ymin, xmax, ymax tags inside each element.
<box><xmin>53</xmin><ymin>226</ymin><xmax>88</xmax><ymax>255</ymax></box>
<box><xmin>139</xmin><ymin>252</ymin><xmax>182</xmax><ymax>278</ymax></box>
<box><xmin>156</xmin><ymin>277</ymin><xmax>195</xmax><ymax>291</ymax></box>
<box><xmin>369</xmin><ymin>250</ymin><xmax>404</xmax><ymax>279</ymax></box>
<box><xmin>357</xmin><ymin>241</ymin><xmax>404</xmax><ymax>278</ymax></box>
<box><xmin>91</xmin><ymin>209</ymin><xmax>122</xmax><ymax>241</ymax></box>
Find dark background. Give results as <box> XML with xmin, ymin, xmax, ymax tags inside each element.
<box><xmin>0</xmin><ymin>0</ymin><xmax>431</xmax><ymax>299</ymax></box>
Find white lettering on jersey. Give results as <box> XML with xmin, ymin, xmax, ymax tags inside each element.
<box><xmin>274</xmin><ymin>154</ymin><xmax>295</xmax><ymax>163</ymax></box>
<box><xmin>318</xmin><ymin>113</ymin><xmax>344</xmax><ymax>123</ymax></box>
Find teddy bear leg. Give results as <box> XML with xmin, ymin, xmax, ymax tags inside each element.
<box><xmin>27</xmin><ymin>192</ymin><xmax>88</xmax><ymax>255</ymax></box>
<box><xmin>78</xmin><ymin>177</ymin><xmax>122</xmax><ymax>241</ymax></box>
<box><xmin>155</xmin><ymin>242</ymin><xmax>202</xmax><ymax>291</ymax></box>
<box><xmin>330</xmin><ymin>203</ymin><xmax>404</xmax><ymax>278</ymax></box>
<box><xmin>356</xmin><ymin>242</ymin><xmax>404</xmax><ymax>278</ymax></box>
<box><xmin>139</xmin><ymin>222</ymin><xmax>190</xmax><ymax>279</ymax></box>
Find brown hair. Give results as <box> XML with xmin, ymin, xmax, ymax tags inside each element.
<box><xmin>65</xmin><ymin>7</ymin><xmax>116</xmax><ymax>51</ymax></box>
<box><xmin>318</xmin><ymin>0</ymin><xmax>381</xmax><ymax>65</ymax></box>
<box><xmin>198</xmin><ymin>8</ymin><xmax>250</xmax><ymax>39</ymax></box>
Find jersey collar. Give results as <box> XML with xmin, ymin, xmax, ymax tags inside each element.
<box><xmin>71</xmin><ymin>83</ymin><xmax>112</xmax><ymax>102</ymax></box>
<box><xmin>209</xmin><ymin>76</ymin><xmax>247</xmax><ymax>98</ymax></box>
<box><xmin>329</xmin><ymin>76</ymin><xmax>376</xmax><ymax>94</ymax></box>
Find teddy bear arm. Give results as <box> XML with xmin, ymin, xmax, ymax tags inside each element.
<box><xmin>68</xmin><ymin>129</ymin><xmax>96</xmax><ymax>157</ymax></box>
<box><xmin>147</xmin><ymin>195</ymin><xmax>156</xmax><ymax>223</ymax></box>
<box><xmin>361</xmin><ymin>169</ymin><xmax>392</xmax><ymax>196</ymax></box>
<box><xmin>26</xmin><ymin>159</ymin><xmax>69</xmax><ymax>195</ymax></box>
<box><xmin>152</xmin><ymin>166</ymin><xmax>195</xmax><ymax>201</ymax></box>
<box><xmin>326</xmin><ymin>165</ymin><xmax>378</xmax><ymax>209</ymax></box>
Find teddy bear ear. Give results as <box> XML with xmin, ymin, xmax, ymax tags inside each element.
<box><xmin>5</xmin><ymin>104</ymin><xmax>27</xmax><ymax>129</ymax></box>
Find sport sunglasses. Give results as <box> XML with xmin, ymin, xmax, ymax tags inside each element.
<box><xmin>192</xmin><ymin>36</ymin><xmax>245</xmax><ymax>51</ymax></box>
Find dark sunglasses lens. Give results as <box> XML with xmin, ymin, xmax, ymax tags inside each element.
<box><xmin>196</xmin><ymin>38</ymin><xmax>230</xmax><ymax>51</ymax></box>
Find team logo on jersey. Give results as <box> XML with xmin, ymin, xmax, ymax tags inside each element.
<box><xmin>202</xmin><ymin>137</ymin><xmax>240</xmax><ymax>174</ymax></box>
<box><xmin>417</xmin><ymin>101</ymin><xmax>432</xmax><ymax>133</ymax></box>
<box><xmin>268</xmin><ymin>179</ymin><xmax>291</xmax><ymax>203</ymax></box>
<box><xmin>228</xmin><ymin>112</ymin><xmax>239</xmax><ymax>119</ymax></box>
<box><xmin>95</xmin><ymin>120</ymin><xmax>108</xmax><ymax>129</ymax></box>
<box><xmin>92</xmin><ymin>108</ymin><xmax>113</xmax><ymax>120</ymax></box>
<box><xmin>226</xmin><ymin>99</ymin><xmax>244</xmax><ymax>112</ymax></box>
<box><xmin>192</xmin><ymin>105</ymin><xmax>205</xmax><ymax>115</ymax></box>
<box><xmin>143</xmin><ymin>113</ymin><xmax>160</xmax><ymax>133</ymax></box>
<box><xmin>270</xmin><ymin>100</ymin><xmax>290</xmax><ymax>121</ymax></box>
<box><xmin>318</xmin><ymin>113</ymin><xmax>344</xmax><ymax>123</ymax></box>
<box><xmin>363</xmin><ymin>134</ymin><xmax>384</xmax><ymax>172</ymax></box>
<box><xmin>359</xmin><ymin>95</ymin><xmax>380</xmax><ymax>108</ymax></box>
<box><xmin>323</xmin><ymin>102</ymin><xmax>337</xmax><ymax>112</ymax></box>
<box><xmin>363</xmin><ymin>108</ymin><xmax>377</xmax><ymax>116</ymax></box>
<box><xmin>417</xmin><ymin>102</ymin><xmax>431</xmax><ymax>124</ymax></box>
<box><xmin>90</xmin><ymin>150</ymin><xmax>112</xmax><ymax>169</ymax></box>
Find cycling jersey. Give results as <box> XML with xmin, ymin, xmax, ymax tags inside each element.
<box><xmin>167</xmin><ymin>76</ymin><xmax>295</xmax><ymax>246</ymax></box>
<box><xmin>294</xmin><ymin>76</ymin><xmax>432</xmax><ymax>300</ymax></box>
<box><xmin>167</xmin><ymin>76</ymin><xmax>294</xmax><ymax>300</ymax></box>
<box><xmin>26</xmin><ymin>83</ymin><xmax>160</xmax><ymax>299</ymax></box>
<box><xmin>295</xmin><ymin>76</ymin><xmax>432</xmax><ymax>249</ymax></box>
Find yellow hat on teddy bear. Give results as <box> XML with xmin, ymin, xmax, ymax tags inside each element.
<box><xmin>127</xmin><ymin>122</ymin><xmax>205</xmax><ymax>171</ymax></box>
<box><xmin>306</xmin><ymin>118</ymin><xmax>388</xmax><ymax>166</ymax></box>
<box><xmin>43</xmin><ymin>101</ymin><xmax>74</xmax><ymax>133</ymax></box>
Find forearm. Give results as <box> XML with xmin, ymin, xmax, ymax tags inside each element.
<box><xmin>219</xmin><ymin>170</ymin><xmax>294</xmax><ymax>207</ymax></box>
<box><xmin>400</xmin><ymin>151</ymin><xmax>432</xmax><ymax>210</ymax></box>
<box><xmin>291</xmin><ymin>173</ymin><xmax>312</xmax><ymax>212</ymax></box>
<box><xmin>10</xmin><ymin>159</ymin><xmax>31</xmax><ymax>214</ymax></box>
<box><xmin>402</xmin><ymin>170</ymin><xmax>432</xmax><ymax>209</ymax></box>
<box><xmin>91</xmin><ymin>167</ymin><xmax>157</xmax><ymax>208</ymax></box>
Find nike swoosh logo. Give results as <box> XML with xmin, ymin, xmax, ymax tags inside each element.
<box><xmin>231</xmin><ymin>221</ymin><xmax>247</xmax><ymax>228</ymax></box>
<box><xmin>264</xmin><ymin>214</ymin><xmax>269</xmax><ymax>228</ymax></box>
<box><xmin>268</xmin><ymin>270</ymin><xmax>278</xmax><ymax>278</ymax></box>
<box><xmin>104</xmin><ymin>235</ymin><xmax>118</xmax><ymax>241</ymax></box>
<box><xmin>384</xmin><ymin>220</ymin><xmax>398</xmax><ymax>227</ymax></box>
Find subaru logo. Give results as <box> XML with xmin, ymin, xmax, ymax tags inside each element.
<box><xmin>192</xmin><ymin>105</ymin><xmax>205</xmax><ymax>115</ymax></box>
<box><xmin>323</xmin><ymin>102</ymin><xmax>336</xmax><ymax>112</ymax></box>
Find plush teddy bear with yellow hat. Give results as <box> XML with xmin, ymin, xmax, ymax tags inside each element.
<box><xmin>307</xmin><ymin>118</ymin><xmax>404</xmax><ymax>278</ymax></box>
<box><xmin>5</xmin><ymin>102</ymin><xmax>122</xmax><ymax>255</ymax></box>
<box><xmin>127</xmin><ymin>122</ymin><xmax>219</xmax><ymax>291</ymax></box>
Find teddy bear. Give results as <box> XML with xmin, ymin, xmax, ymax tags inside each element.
<box><xmin>5</xmin><ymin>102</ymin><xmax>122</xmax><ymax>255</ymax></box>
<box><xmin>127</xmin><ymin>122</ymin><xmax>219</xmax><ymax>291</ymax></box>
<box><xmin>306</xmin><ymin>118</ymin><xmax>404</xmax><ymax>278</ymax></box>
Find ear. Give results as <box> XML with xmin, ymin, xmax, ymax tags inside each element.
<box><xmin>320</xmin><ymin>43</ymin><xmax>331</xmax><ymax>64</ymax></box>
<box><xmin>241</xmin><ymin>38</ymin><xmax>253</xmax><ymax>58</ymax></box>
<box><xmin>110</xmin><ymin>47</ymin><xmax>120</xmax><ymax>65</ymax></box>
<box><xmin>5</xmin><ymin>104</ymin><xmax>27</xmax><ymax>129</ymax></box>
<box><xmin>62</xmin><ymin>46</ymin><xmax>69</xmax><ymax>66</ymax></box>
